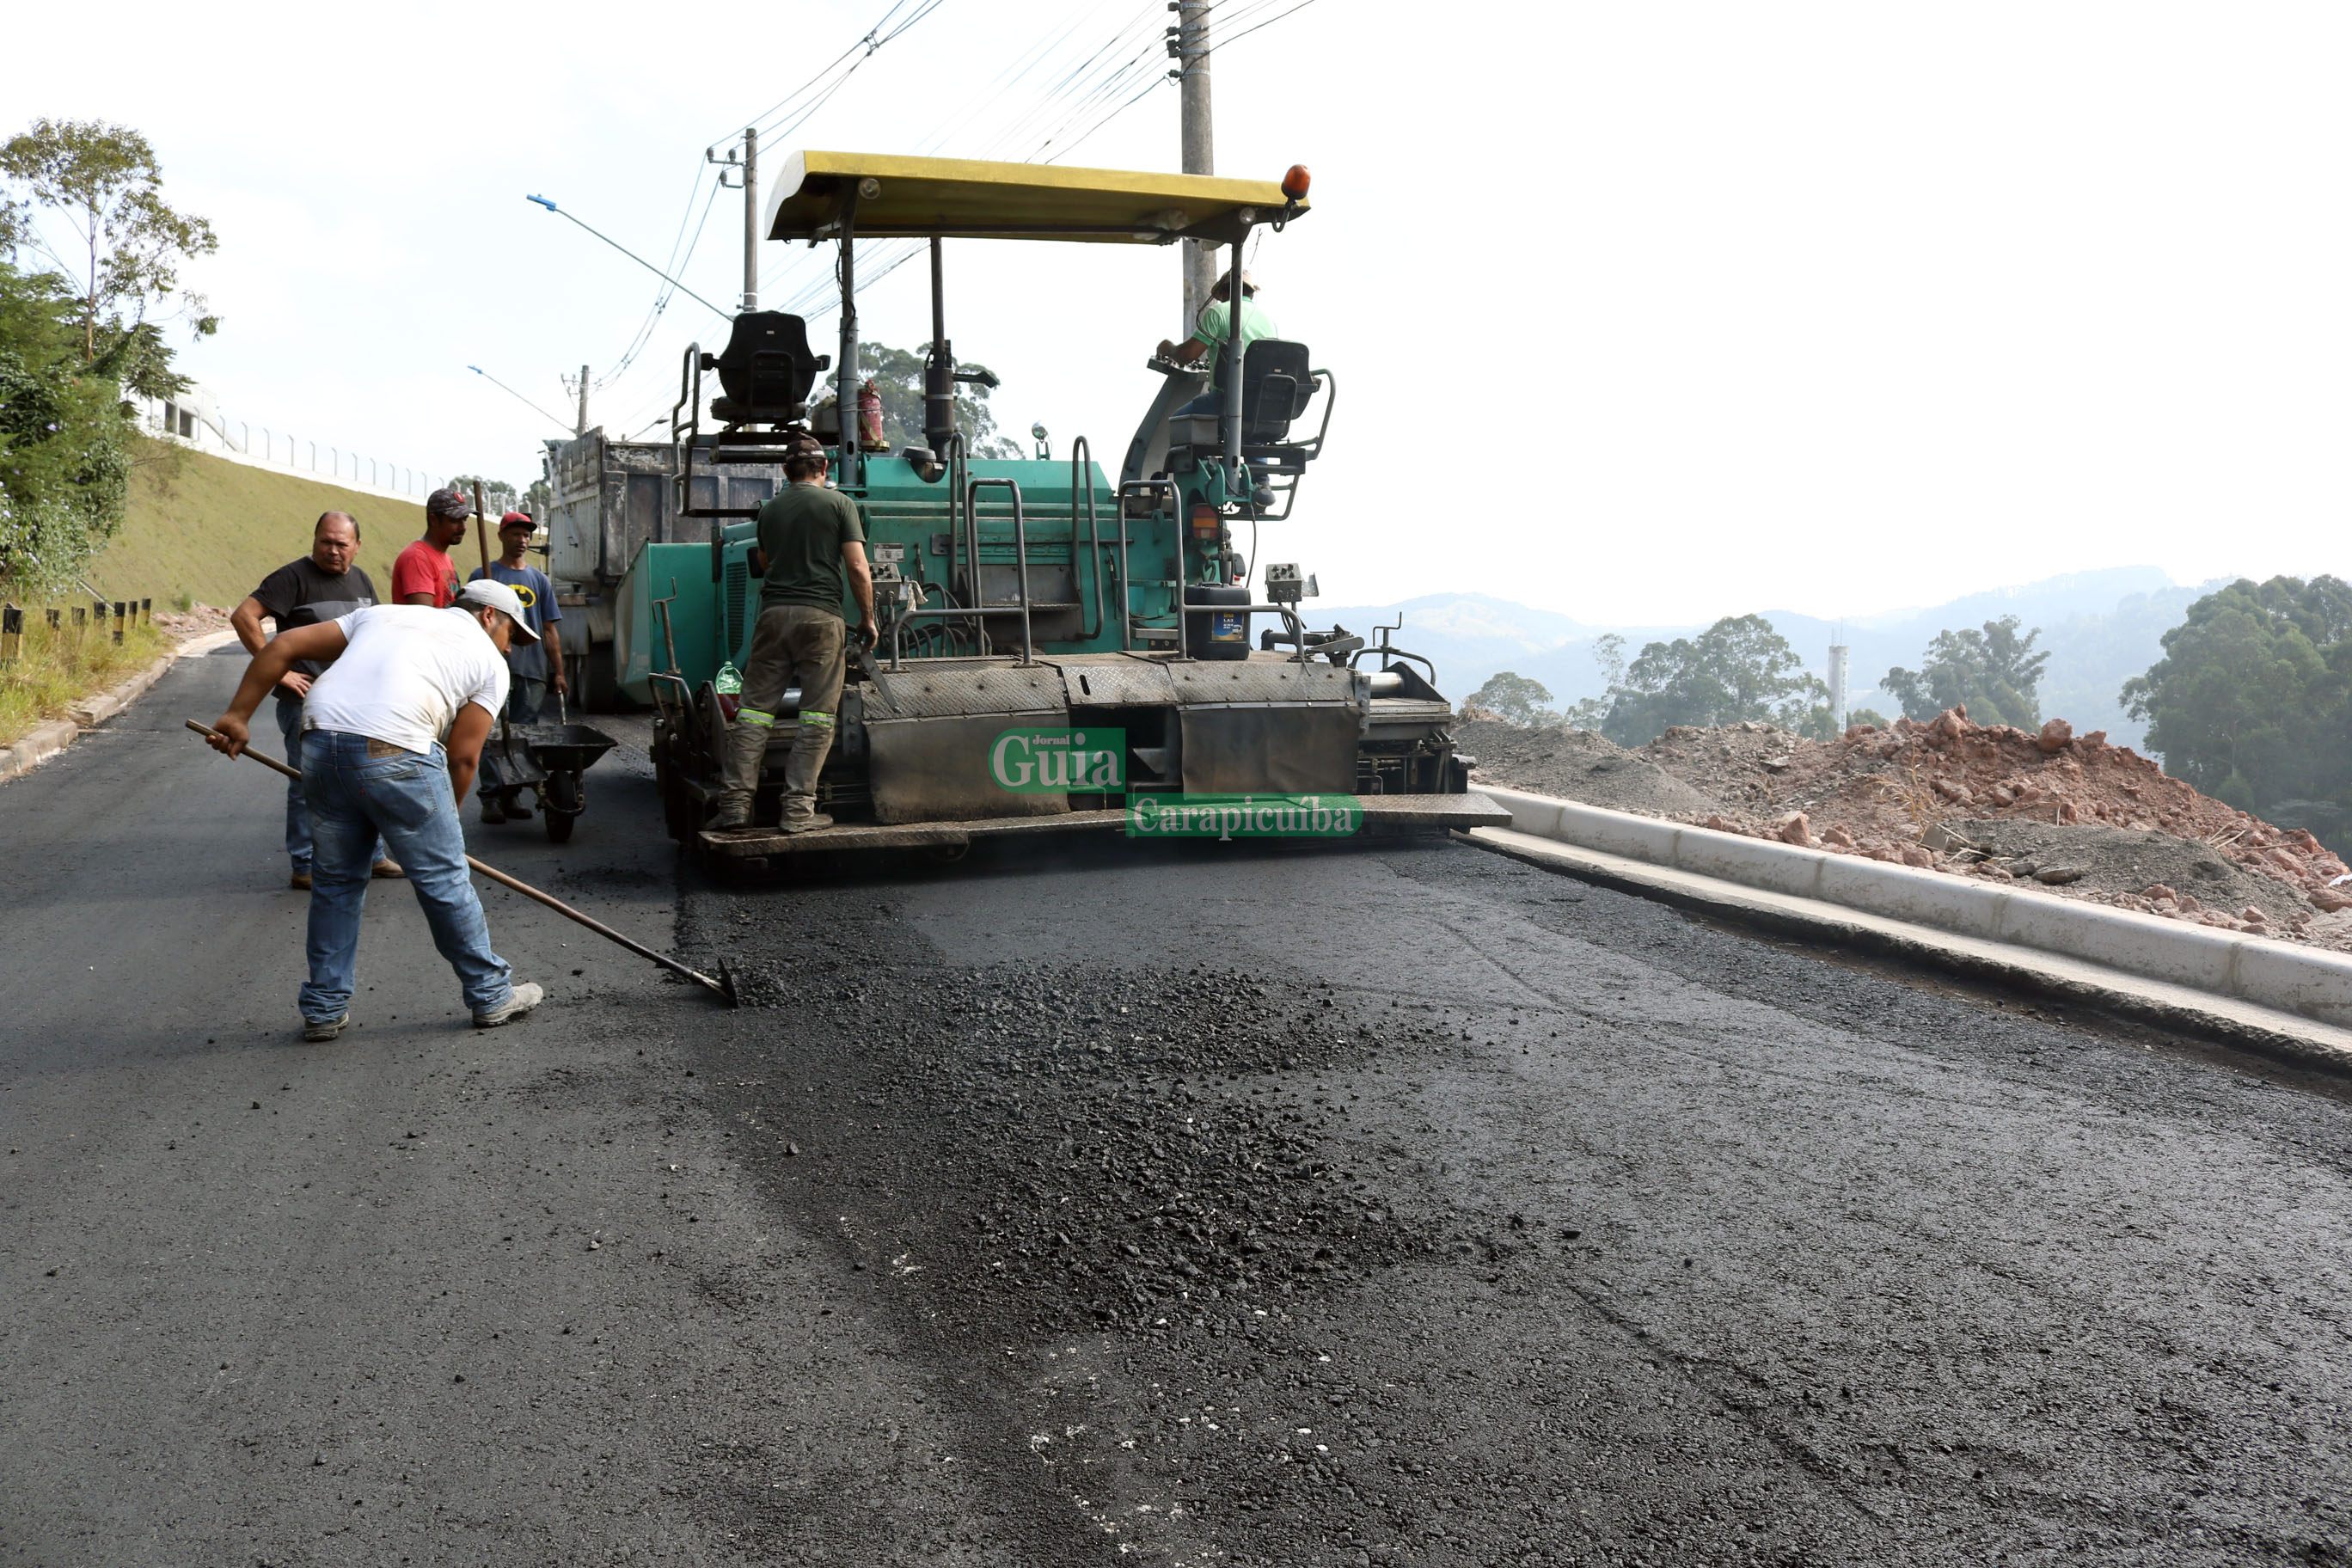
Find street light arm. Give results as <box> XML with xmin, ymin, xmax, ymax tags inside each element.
<box><xmin>524</xmin><ymin>193</ymin><xmax>730</xmax><ymax>319</ymax></box>
<box><xmin>469</xmin><ymin>365</ymin><xmax>577</xmax><ymax>435</ymax></box>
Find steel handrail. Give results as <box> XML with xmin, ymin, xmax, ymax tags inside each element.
<box><xmin>964</xmin><ymin>476</ymin><xmax>1033</xmax><ymax>664</ymax></box>
<box><xmin>1112</xmin><ymin>478</ymin><xmax>1175</xmax><ymax>652</ymax></box>
<box><xmin>1069</xmin><ymin>436</ymin><xmax>1104</xmax><ymax>641</ymax></box>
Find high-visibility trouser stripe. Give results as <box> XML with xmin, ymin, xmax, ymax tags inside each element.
<box><xmin>738</xmin><ymin>707</ymin><xmax>776</xmax><ymax>727</ymax></box>
<box><xmin>799</xmin><ymin>710</ymin><xmax>835</xmax><ymax>728</ymax></box>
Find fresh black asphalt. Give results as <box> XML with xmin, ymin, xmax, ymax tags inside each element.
<box><xmin>3</xmin><ymin>648</ymin><xmax>2348</xmax><ymax>1565</ymax></box>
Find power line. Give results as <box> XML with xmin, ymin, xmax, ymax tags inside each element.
<box><xmin>598</xmin><ymin>179</ymin><xmax>725</xmax><ymax>388</ymax></box>
<box><xmin>1200</xmin><ymin>0</ymin><xmax>1320</xmax><ymax>60</ymax></box>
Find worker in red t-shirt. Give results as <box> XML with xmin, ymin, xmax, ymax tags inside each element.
<box><xmin>394</xmin><ymin>488</ymin><xmax>471</xmax><ymax>606</ymax></box>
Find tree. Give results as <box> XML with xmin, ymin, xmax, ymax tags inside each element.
<box><xmin>2122</xmin><ymin>575</ymin><xmax>2352</xmax><ymax>809</ymax></box>
<box><xmin>450</xmin><ymin>475</ymin><xmax>523</xmax><ymax>516</ymax></box>
<box><xmin>1883</xmin><ymin>616</ymin><xmax>2050</xmax><ymax>727</ymax></box>
<box><xmin>1466</xmin><ymin>671</ymin><xmax>1558</xmax><ymax>726</ymax></box>
<box><xmin>1</xmin><ymin>119</ymin><xmax>217</xmax><ymax>400</ymax></box>
<box><xmin>1563</xmin><ymin>633</ymin><xmax>1625</xmax><ymax>730</ymax></box>
<box><xmin>1601</xmin><ymin>615</ymin><xmax>1826</xmax><ymax>745</ymax></box>
<box><xmin>856</xmin><ymin>340</ymin><xmax>1021</xmax><ymax>458</ymax></box>
<box><xmin>0</xmin><ymin>257</ymin><xmax>130</xmax><ymax>591</ymax></box>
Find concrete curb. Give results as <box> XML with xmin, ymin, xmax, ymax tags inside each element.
<box><xmin>0</xmin><ymin>628</ymin><xmax>239</xmax><ymax>787</ymax></box>
<box><xmin>1468</xmin><ymin>823</ymin><xmax>2352</xmax><ymax>1076</ymax></box>
<box><xmin>1475</xmin><ymin>783</ymin><xmax>2352</xmax><ymax>1032</ymax></box>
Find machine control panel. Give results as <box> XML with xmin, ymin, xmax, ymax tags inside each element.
<box><xmin>1265</xmin><ymin>563</ymin><xmax>1318</xmax><ymax>604</ymax></box>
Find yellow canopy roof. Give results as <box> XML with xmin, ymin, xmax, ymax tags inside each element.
<box><xmin>763</xmin><ymin>150</ymin><xmax>1307</xmax><ymax>245</ymax></box>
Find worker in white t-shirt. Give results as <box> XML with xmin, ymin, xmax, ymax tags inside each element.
<box><xmin>206</xmin><ymin>579</ymin><xmax>546</xmax><ymax>1040</ymax></box>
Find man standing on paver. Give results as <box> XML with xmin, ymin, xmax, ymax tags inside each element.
<box><xmin>707</xmin><ymin>445</ymin><xmax>877</xmax><ymax>833</ymax></box>
<box><xmin>229</xmin><ymin>511</ymin><xmax>402</xmax><ymax>888</ymax></box>
<box><xmin>393</xmin><ymin>487</ymin><xmax>469</xmax><ymax>607</ymax></box>
<box><xmin>205</xmin><ymin>581</ymin><xmax>546</xmax><ymax>1040</ymax></box>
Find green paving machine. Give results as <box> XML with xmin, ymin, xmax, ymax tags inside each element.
<box><xmin>621</xmin><ymin>150</ymin><xmax>1503</xmax><ymax>861</ymax></box>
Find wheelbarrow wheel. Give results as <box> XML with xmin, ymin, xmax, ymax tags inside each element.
<box><xmin>544</xmin><ymin>770</ymin><xmax>582</xmax><ymax>842</ymax></box>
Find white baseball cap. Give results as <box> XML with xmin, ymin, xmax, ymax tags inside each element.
<box><xmin>456</xmin><ymin>578</ymin><xmax>541</xmax><ymax>641</ymax></box>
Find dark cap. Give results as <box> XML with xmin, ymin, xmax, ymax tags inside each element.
<box><xmin>499</xmin><ymin>511</ymin><xmax>534</xmax><ymax>529</ymax></box>
<box><xmin>426</xmin><ymin>487</ymin><xmax>471</xmax><ymax>520</ymax></box>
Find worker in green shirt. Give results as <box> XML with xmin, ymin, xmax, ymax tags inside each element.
<box><xmin>1156</xmin><ymin>269</ymin><xmax>1276</xmax><ymax>417</ymax></box>
<box><xmin>708</xmin><ymin>445</ymin><xmax>878</xmax><ymax>833</ymax></box>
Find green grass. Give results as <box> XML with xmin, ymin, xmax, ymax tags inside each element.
<box><xmin>1</xmin><ymin>616</ymin><xmax>172</xmax><ymax>747</ymax></box>
<box><xmin>91</xmin><ymin>438</ymin><xmax>432</xmax><ymax>612</ymax></box>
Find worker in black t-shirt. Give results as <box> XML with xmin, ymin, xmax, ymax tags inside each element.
<box><xmin>230</xmin><ymin>511</ymin><xmax>401</xmax><ymax>888</ymax></box>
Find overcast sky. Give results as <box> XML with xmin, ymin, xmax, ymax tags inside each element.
<box><xmin>9</xmin><ymin>0</ymin><xmax>2349</xmax><ymax>624</ymax></box>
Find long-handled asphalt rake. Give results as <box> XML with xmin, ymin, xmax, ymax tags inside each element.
<box><xmin>187</xmin><ymin>719</ymin><xmax>738</xmax><ymax>1006</ymax></box>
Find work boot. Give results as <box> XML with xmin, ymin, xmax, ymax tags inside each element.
<box><xmin>505</xmin><ymin>792</ymin><xmax>533</xmax><ymax>820</ymax></box>
<box><xmin>371</xmin><ymin>857</ymin><xmax>404</xmax><ymax>879</ymax></box>
<box><xmin>780</xmin><ymin>714</ymin><xmax>836</xmax><ymax>828</ymax></box>
<box><xmin>289</xmin><ymin>869</ymin><xmax>312</xmax><ymax>891</ymax></box>
<box><xmin>481</xmin><ymin>796</ymin><xmax>508</xmax><ymax>824</ymax></box>
<box><xmin>301</xmin><ymin>1013</ymin><xmax>348</xmax><ymax>1043</ymax></box>
<box><xmin>705</xmin><ymin>797</ymin><xmax>753</xmax><ymax>832</ymax></box>
<box><xmin>474</xmin><ymin>982</ymin><xmax>545</xmax><ymax>1029</ymax></box>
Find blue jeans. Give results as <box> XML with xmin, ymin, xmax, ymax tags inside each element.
<box><xmin>505</xmin><ymin>675</ymin><xmax>548</xmax><ymax>727</ymax></box>
<box><xmin>299</xmin><ymin>729</ymin><xmax>514</xmax><ymax>1024</ymax></box>
<box><xmin>276</xmin><ymin>695</ymin><xmax>383</xmax><ymax>872</ymax></box>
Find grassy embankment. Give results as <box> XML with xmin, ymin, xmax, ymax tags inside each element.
<box><xmin>3</xmin><ymin>442</ymin><xmax>429</xmax><ymax>747</ymax></box>
<box><xmin>95</xmin><ymin>438</ymin><xmax>425</xmax><ymax>609</ymax></box>
<box><xmin>0</xmin><ymin>618</ymin><xmax>171</xmax><ymax>746</ymax></box>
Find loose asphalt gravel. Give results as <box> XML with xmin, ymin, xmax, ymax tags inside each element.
<box><xmin>3</xmin><ymin>647</ymin><xmax>2350</xmax><ymax>1566</ymax></box>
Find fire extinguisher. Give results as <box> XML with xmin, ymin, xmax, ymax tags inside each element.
<box><xmin>857</xmin><ymin>380</ymin><xmax>885</xmax><ymax>452</ymax></box>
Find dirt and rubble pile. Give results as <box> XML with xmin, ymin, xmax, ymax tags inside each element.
<box><xmin>1462</xmin><ymin>704</ymin><xmax>2352</xmax><ymax>949</ymax></box>
<box><xmin>1453</xmin><ymin>718</ymin><xmax>1726</xmax><ymax>819</ymax></box>
<box><xmin>153</xmin><ymin>603</ymin><xmax>231</xmax><ymax>641</ymax></box>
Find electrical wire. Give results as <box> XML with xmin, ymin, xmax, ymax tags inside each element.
<box><xmin>1198</xmin><ymin>0</ymin><xmax>1320</xmax><ymax>60</ymax></box>
<box><xmin>724</xmin><ymin>0</ymin><xmax>923</xmax><ymax>142</ymax></box>
<box><xmin>612</xmin><ymin>0</ymin><xmax>1296</xmax><ymax>423</ymax></box>
<box><xmin>598</xmin><ymin>179</ymin><xmax>724</xmax><ymax>387</ymax></box>
<box><xmin>582</xmin><ymin>0</ymin><xmax>955</xmax><ymax>420</ymax></box>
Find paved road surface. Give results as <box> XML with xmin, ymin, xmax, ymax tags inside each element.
<box><xmin>3</xmin><ymin>647</ymin><xmax>2349</xmax><ymax>1565</ymax></box>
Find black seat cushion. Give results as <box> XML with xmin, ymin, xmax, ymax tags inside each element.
<box><xmin>714</xmin><ymin>312</ymin><xmax>820</xmax><ymax>423</ymax></box>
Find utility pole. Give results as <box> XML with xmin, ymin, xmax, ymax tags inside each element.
<box><xmin>709</xmin><ymin>130</ymin><xmax>757</xmax><ymax>313</ymax></box>
<box><xmin>742</xmin><ymin>126</ymin><xmax>758</xmax><ymax>312</ymax></box>
<box><xmin>1172</xmin><ymin>0</ymin><xmax>1214</xmax><ymax>334</ymax></box>
<box><xmin>576</xmin><ymin>364</ymin><xmax>589</xmax><ymax>435</ymax></box>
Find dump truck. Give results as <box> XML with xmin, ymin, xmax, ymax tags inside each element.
<box><xmin>617</xmin><ymin>150</ymin><xmax>1504</xmax><ymax>862</ymax></box>
<box><xmin>542</xmin><ymin>430</ymin><xmax>785</xmax><ymax>709</ymax></box>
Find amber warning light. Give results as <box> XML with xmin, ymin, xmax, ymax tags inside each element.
<box><xmin>1281</xmin><ymin>164</ymin><xmax>1311</xmax><ymax>202</ymax></box>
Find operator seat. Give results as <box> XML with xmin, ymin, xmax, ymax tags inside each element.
<box><xmin>1237</xmin><ymin>339</ymin><xmax>1316</xmax><ymax>444</ymax></box>
<box><xmin>1168</xmin><ymin>337</ymin><xmax>1322</xmax><ymax>460</ymax></box>
<box><xmin>707</xmin><ymin>311</ymin><xmax>829</xmax><ymax>426</ymax></box>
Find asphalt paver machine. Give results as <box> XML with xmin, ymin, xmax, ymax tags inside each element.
<box><xmin>623</xmin><ymin>150</ymin><xmax>1504</xmax><ymax>861</ymax></box>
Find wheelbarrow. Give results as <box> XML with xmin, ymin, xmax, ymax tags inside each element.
<box><xmin>479</xmin><ymin>695</ymin><xmax>618</xmax><ymax>843</ymax></box>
